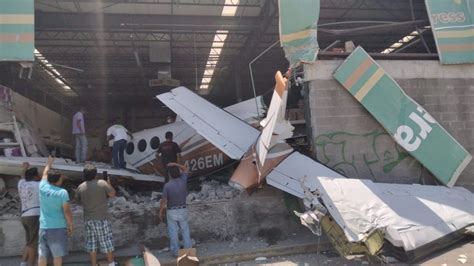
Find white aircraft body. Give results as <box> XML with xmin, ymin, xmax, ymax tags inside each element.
<box><xmin>157</xmin><ymin>72</ymin><xmax>474</xmax><ymax>260</ymax></box>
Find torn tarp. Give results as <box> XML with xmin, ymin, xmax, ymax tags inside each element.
<box><xmin>278</xmin><ymin>0</ymin><xmax>320</xmax><ymax>67</ymax></box>
<box><xmin>425</xmin><ymin>0</ymin><xmax>474</xmax><ymax>64</ymax></box>
<box><xmin>333</xmin><ymin>46</ymin><xmax>472</xmax><ymax>187</ymax></box>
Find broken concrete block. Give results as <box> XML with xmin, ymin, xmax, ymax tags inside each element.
<box><xmin>216</xmin><ymin>188</ymin><xmax>225</xmax><ymax>198</ymax></box>
<box><xmin>207</xmin><ymin>190</ymin><xmax>216</xmax><ymax>200</ymax></box>
<box><xmin>200</xmin><ymin>184</ymin><xmax>212</xmax><ymax>194</ymax></box>
<box><xmin>224</xmin><ymin>190</ymin><xmax>233</xmax><ymax>199</ymax></box>
<box><xmin>151</xmin><ymin>191</ymin><xmax>161</xmax><ymax>201</ymax></box>
<box><xmin>111</xmin><ymin>196</ymin><xmax>127</xmax><ymax>206</ymax></box>
<box><xmin>186</xmin><ymin>193</ymin><xmax>197</xmax><ymax>203</ymax></box>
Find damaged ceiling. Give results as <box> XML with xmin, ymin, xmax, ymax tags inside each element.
<box><xmin>0</xmin><ymin>0</ymin><xmax>437</xmax><ymax>113</ymax></box>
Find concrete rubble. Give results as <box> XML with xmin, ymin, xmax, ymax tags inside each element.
<box><xmin>0</xmin><ymin>179</ymin><xmax>241</xmax><ymax>219</ymax></box>
<box><xmin>186</xmin><ymin>180</ymin><xmax>240</xmax><ymax>203</ymax></box>
<box><xmin>0</xmin><ymin>177</ymin><xmax>20</xmax><ymax>217</ymax></box>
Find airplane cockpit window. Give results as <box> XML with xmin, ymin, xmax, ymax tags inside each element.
<box><xmin>138</xmin><ymin>139</ymin><xmax>147</xmax><ymax>152</ymax></box>
<box><xmin>126</xmin><ymin>142</ymin><xmax>135</xmax><ymax>155</ymax></box>
<box><xmin>150</xmin><ymin>136</ymin><xmax>160</xmax><ymax>149</ymax></box>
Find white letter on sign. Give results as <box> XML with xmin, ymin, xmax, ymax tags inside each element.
<box><xmin>394</xmin><ymin>125</ymin><xmax>421</xmax><ymax>152</ymax></box>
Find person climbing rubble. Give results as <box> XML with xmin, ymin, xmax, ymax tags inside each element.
<box><xmin>157</xmin><ymin>131</ymin><xmax>181</xmax><ymax>180</ymax></box>
<box><xmin>75</xmin><ymin>163</ymin><xmax>117</xmax><ymax>266</ymax></box>
<box><xmin>159</xmin><ymin>162</ymin><xmax>193</xmax><ymax>257</ymax></box>
<box><xmin>106</xmin><ymin>124</ymin><xmax>133</xmax><ymax>169</ymax></box>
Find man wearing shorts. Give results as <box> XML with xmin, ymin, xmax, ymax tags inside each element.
<box><xmin>38</xmin><ymin>156</ymin><xmax>73</xmax><ymax>266</ymax></box>
<box><xmin>18</xmin><ymin>162</ymin><xmax>41</xmax><ymax>266</ymax></box>
<box><xmin>75</xmin><ymin>164</ymin><xmax>117</xmax><ymax>266</ymax></box>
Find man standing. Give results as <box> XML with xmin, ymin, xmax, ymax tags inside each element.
<box><xmin>159</xmin><ymin>162</ymin><xmax>192</xmax><ymax>257</ymax></box>
<box><xmin>106</xmin><ymin>124</ymin><xmax>133</xmax><ymax>169</ymax></box>
<box><xmin>75</xmin><ymin>164</ymin><xmax>117</xmax><ymax>266</ymax></box>
<box><xmin>38</xmin><ymin>156</ymin><xmax>73</xmax><ymax>266</ymax></box>
<box><xmin>157</xmin><ymin>131</ymin><xmax>181</xmax><ymax>170</ymax></box>
<box><xmin>18</xmin><ymin>162</ymin><xmax>40</xmax><ymax>266</ymax></box>
<box><xmin>72</xmin><ymin>107</ymin><xmax>87</xmax><ymax>163</ymax></box>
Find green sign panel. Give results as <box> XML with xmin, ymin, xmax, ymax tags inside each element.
<box><xmin>425</xmin><ymin>0</ymin><xmax>474</xmax><ymax>64</ymax></box>
<box><xmin>279</xmin><ymin>0</ymin><xmax>320</xmax><ymax>67</ymax></box>
<box><xmin>0</xmin><ymin>0</ymin><xmax>34</xmax><ymax>61</ymax></box>
<box><xmin>334</xmin><ymin>47</ymin><xmax>472</xmax><ymax>187</ymax></box>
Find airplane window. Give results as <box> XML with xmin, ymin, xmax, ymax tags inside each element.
<box><xmin>126</xmin><ymin>142</ymin><xmax>135</xmax><ymax>155</ymax></box>
<box><xmin>150</xmin><ymin>136</ymin><xmax>160</xmax><ymax>149</ymax></box>
<box><xmin>138</xmin><ymin>139</ymin><xmax>147</xmax><ymax>152</ymax></box>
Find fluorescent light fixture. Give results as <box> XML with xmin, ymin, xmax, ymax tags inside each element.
<box><xmin>34</xmin><ymin>49</ymin><xmax>72</xmax><ymax>91</ymax></box>
<box><xmin>381</xmin><ymin>31</ymin><xmax>419</xmax><ymax>54</ymax></box>
<box><xmin>199</xmin><ymin>0</ymin><xmax>239</xmax><ymax>90</ymax></box>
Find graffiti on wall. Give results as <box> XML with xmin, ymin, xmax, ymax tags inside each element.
<box><xmin>315</xmin><ymin>130</ymin><xmax>426</xmax><ymax>182</ymax></box>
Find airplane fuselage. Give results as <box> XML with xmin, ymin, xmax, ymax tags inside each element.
<box><xmin>125</xmin><ymin>120</ymin><xmax>232</xmax><ymax>178</ymax></box>
<box><xmin>124</xmin><ymin>96</ymin><xmax>264</xmax><ymax>179</ymax></box>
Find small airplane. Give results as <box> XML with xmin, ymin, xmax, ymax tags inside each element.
<box><xmin>0</xmin><ymin>88</ymin><xmax>265</xmax><ymax>183</ymax></box>
<box><xmin>157</xmin><ymin>71</ymin><xmax>474</xmax><ymax>261</ymax></box>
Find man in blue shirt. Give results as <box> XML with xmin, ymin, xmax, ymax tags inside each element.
<box><xmin>38</xmin><ymin>156</ymin><xmax>73</xmax><ymax>266</ymax></box>
<box><xmin>159</xmin><ymin>162</ymin><xmax>192</xmax><ymax>257</ymax></box>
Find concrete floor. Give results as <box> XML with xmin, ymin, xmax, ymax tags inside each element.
<box><xmin>234</xmin><ymin>240</ymin><xmax>474</xmax><ymax>266</ymax></box>
<box><xmin>1</xmin><ymin>234</ymin><xmax>472</xmax><ymax>266</ymax></box>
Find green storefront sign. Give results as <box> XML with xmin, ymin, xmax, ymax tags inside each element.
<box><xmin>279</xmin><ymin>0</ymin><xmax>320</xmax><ymax>67</ymax></box>
<box><xmin>334</xmin><ymin>47</ymin><xmax>472</xmax><ymax>187</ymax></box>
<box><xmin>0</xmin><ymin>0</ymin><xmax>34</xmax><ymax>61</ymax></box>
<box><xmin>425</xmin><ymin>0</ymin><xmax>474</xmax><ymax>64</ymax></box>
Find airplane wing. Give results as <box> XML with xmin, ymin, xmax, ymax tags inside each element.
<box><xmin>157</xmin><ymin>87</ymin><xmax>261</xmax><ymax>160</ymax></box>
<box><xmin>0</xmin><ymin>156</ymin><xmax>165</xmax><ymax>183</ymax></box>
<box><xmin>266</xmin><ymin>152</ymin><xmax>474</xmax><ymax>253</ymax></box>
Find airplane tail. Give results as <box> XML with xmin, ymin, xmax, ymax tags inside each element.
<box><xmin>255</xmin><ymin>71</ymin><xmax>294</xmax><ymax>173</ymax></box>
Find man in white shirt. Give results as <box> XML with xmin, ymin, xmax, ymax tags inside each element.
<box><xmin>107</xmin><ymin>124</ymin><xmax>132</xmax><ymax>169</ymax></box>
<box><xmin>72</xmin><ymin>107</ymin><xmax>87</xmax><ymax>163</ymax></box>
<box><xmin>18</xmin><ymin>162</ymin><xmax>41</xmax><ymax>266</ymax></box>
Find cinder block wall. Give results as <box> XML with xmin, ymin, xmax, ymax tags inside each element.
<box><xmin>304</xmin><ymin>60</ymin><xmax>474</xmax><ymax>190</ymax></box>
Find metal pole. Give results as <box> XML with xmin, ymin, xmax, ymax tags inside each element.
<box><xmin>194</xmin><ymin>32</ymin><xmax>198</xmax><ymax>90</ymax></box>
<box><xmin>409</xmin><ymin>0</ymin><xmax>431</xmax><ymax>54</ymax></box>
<box><xmin>249</xmin><ymin>39</ymin><xmax>280</xmax><ymax>117</ymax></box>
<box><xmin>322</xmin><ymin>40</ymin><xmax>341</xmax><ymax>52</ymax></box>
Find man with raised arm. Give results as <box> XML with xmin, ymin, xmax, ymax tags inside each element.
<box><xmin>38</xmin><ymin>156</ymin><xmax>73</xmax><ymax>266</ymax></box>
<box><xmin>75</xmin><ymin>164</ymin><xmax>117</xmax><ymax>266</ymax></box>
<box><xmin>159</xmin><ymin>162</ymin><xmax>192</xmax><ymax>257</ymax></box>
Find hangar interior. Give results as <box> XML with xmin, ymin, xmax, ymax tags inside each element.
<box><xmin>0</xmin><ymin>0</ymin><xmax>437</xmax><ymax>152</ymax></box>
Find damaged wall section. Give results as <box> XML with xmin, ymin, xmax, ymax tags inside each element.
<box><xmin>304</xmin><ymin>60</ymin><xmax>474</xmax><ymax>189</ymax></box>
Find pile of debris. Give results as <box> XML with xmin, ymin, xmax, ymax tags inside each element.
<box><xmin>0</xmin><ymin>178</ymin><xmax>21</xmax><ymax>217</ymax></box>
<box><xmin>1</xmin><ymin>179</ymin><xmax>242</xmax><ymax>218</ymax></box>
<box><xmin>186</xmin><ymin>180</ymin><xmax>240</xmax><ymax>203</ymax></box>
<box><xmin>104</xmin><ymin>180</ymin><xmax>241</xmax><ymax>211</ymax></box>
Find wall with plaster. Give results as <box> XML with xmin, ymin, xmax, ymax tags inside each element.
<box><xmin>11</xmin><ymin>90</ymin><xmax>71</xmax><ymax>145</ymax></box>
<box><xmin>305</xmin><ymin>60</ymin><xmax>474</xmax><ymax>189</ymax></box>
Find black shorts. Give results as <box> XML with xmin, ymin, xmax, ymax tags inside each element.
<box><xmin>21</xmin><ymin>215</ymin><xmax>40</xmax><ymax>248</ymax></box>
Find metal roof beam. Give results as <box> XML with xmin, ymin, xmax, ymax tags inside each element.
<box><xmin>36</xmin><ymin>12</ymin><xmax>260</xmax><ymax>31</ymax></box>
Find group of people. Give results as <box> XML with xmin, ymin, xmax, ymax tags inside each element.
<box><xmin>73</xmin><ymin>107</ymin><xmax>132</xmax><ymax>169</ymax></box>
<box><xmin>18</xmin><ymin>126</ymin><xmax>193</xmax><ymax>265</ymax></box>
<box><xmin>18</xmin><ymin>157</ymin><xmax>117</xmax><ymax>266</ymax></box>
